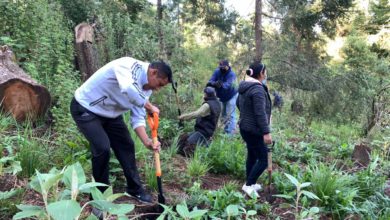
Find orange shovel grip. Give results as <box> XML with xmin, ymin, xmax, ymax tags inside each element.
<box><xmin>147</xmin><ymin>112</ymin><xmax>161</xmax><ymax>177</ymax></box>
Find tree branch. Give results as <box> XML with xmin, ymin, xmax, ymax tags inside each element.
<box><xmin>262</xmin><ymin>12</ymin><xmax>284</xmax><ymax>20</ymax></box>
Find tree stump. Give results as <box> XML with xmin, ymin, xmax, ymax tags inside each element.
<box><xmin>75</xmin><ymin>22</ymin><xmax>99</xmax><ymax>81</ymax></box>
<box><xmin>291</xmin><ymin>100</ymin><xmax>304</xmax><ymax>114</ymax></box>
<box><xmin>352</xmin><ymin>143</ymin><xmax>371</xmax><ymax>167</ymax></box>
<box><xmin>0</xmin><ymin>45</ymin><xmax>51</xmax><ymax>121</ymax></box>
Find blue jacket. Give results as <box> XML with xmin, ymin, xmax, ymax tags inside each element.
<box><xmin>208</xmin><ymin>67</ymin><xmax>238</xmax><ymax>102</ymax></box>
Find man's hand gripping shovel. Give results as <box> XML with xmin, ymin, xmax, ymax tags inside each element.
<box><xmin>147</xmin><ymin>113</ymin><xmax>166</xmax><ymax>205</ymax></box>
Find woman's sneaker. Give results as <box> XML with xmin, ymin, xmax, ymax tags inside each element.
<box><xmin>252</xmin><ymin>183</ymin><xmax>262</xmax><ymax>192</ymax></box>
<box><xmin>242</xmin><ymin>184</ymin><xmax>259</xmax><ymax>197</ymax></box>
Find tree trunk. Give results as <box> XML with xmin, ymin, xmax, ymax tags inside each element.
<box><xmin>255</xmin><ymin>0</ymin><xmax>263</xmax><ymax>62</ymax></box>
<box><xmin>157</xmin><ymin>0</ymin><xmax>165</xmax><ymax>60</ymax></box>
<box><xmin>75</xmin><ymin>22</ymin><xmax>99</xmax><ymax>82</ymax></box>
<box><xmin>0</xmin><ymin>45</ymin><xmax>51</xmax><ymax>122</ymax></box>
<box><xmin>365</xmin><ymin>84</ymin><xmax>390</xmax><ymax>135</ymax></box>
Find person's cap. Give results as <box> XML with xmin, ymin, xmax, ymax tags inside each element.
<box><xmin>204</xmin><ymin>86</ymin><xmax>216</xmax><ymax>97</ymax></box>
<box><xmin>219</xmin><ymin>59</ymin><xmax>229</xmax><ymax>68</ymax></box>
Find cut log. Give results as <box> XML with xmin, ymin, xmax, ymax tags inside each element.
<box><xmin>75</xmin><ymin>22</ymin><xmax>99</xmax><ymax>81</ymax></box>
<box><xmin>0</xmin><ymin>45</ymin><xmax>51</xmax><ymax>121</ymax></box>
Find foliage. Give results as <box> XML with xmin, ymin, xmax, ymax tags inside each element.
<box><xmin>15</xmin><ymin>138</ymin><xmax>48</xmax><ymax>178</ymax></box>
<box><xmin>306</xmin><ymin>163</ymin><xmax>357</xmax><ymax>218</ymax></box>
<box><xmin>13</xmin><ymin>162</ymin><xmax>134</xmax><ymax>220</ymax></box>
<box><xmin>353</xmin><ymin>156</ymin><xmax>387</xmax><ymax>201</ymax></box>
<box><xmin>185</xmin><ymin>182</ymin><xmax>268</xmax><ymax>218</ymax></box>
<box><xmin>0</xmin><ymin>156</ymin><xmax>22</xmax><ymax>176</ymax></box>
<box><xmin>158</xmin><ymin>201</ymin><xmax>208</xmax><ymax>220</ymax></box>
<box><xmin>198</xmin><ymin>135</ymin><xmax>246</xmax><ymax>178</ymax></box>
<box><xmin>275</xmin><ymin>173</ymin><xmax>320</xmax><ymax>220</ymax></box>
<box><xmin>186</xmin><ymin>148</ymin><xmax>210</xmax><ymax>181</ymax></box>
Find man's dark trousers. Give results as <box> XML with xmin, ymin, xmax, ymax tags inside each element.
<box><xmin>70</xmin><ymin>98</ymin><xmax>143</xmax><ymax>194</ymax></box>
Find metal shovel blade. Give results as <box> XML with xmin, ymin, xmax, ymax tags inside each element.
<box><xmin>157</xmin><ymin>176</ymin><xmax>165</xmax><ymax>204</ymax></box>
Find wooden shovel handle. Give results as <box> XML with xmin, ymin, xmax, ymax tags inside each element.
<box><xmin>267</xmin><ymin>141</ymin><xmax>275</xmax><ymax>172</ymax></box>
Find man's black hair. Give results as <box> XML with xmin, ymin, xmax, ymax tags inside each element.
<box><xmin>150</xmin><ymin>61</ymin><xmax>173</xmax><ymax>83</ymax></box>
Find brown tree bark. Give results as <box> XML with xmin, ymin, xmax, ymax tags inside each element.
<box><xmin>255</xmin><ymin>0</ymin><xmax>263</xmax><ymax>62</ymax></box>
<box><xmin>157</xmin><ymin>0</ymin><xmax>166</xmax><ymax>60</ymax></box>
<box><xmin>74</xmin><ymin>22</ymin><xmax>99</xmax><ymax>81</ymax></box>
<box><xmin>0</xmin><ymin>46</ymin><xmax>51</xmax><ymax>121</ymax></box>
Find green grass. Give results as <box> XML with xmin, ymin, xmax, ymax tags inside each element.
<box><xmin>186</xmin><ymin>148</ymin><xmax>210</xmax><ymax>181</ymax></box>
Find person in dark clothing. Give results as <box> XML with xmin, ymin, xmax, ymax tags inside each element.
<box><xmin>177</xmin><ymin>86</ymin><xmax>222</xmax><ymax>156</ymax></box>
<box><xmin>207</xmin><ymin>60</ymin><xmax>238</xmax><ymax>135</ymax></box>
<box><xmin>70</xmin><ymin>57</ymin><xmax>172</xmax><ymax>206</ymax></box>
<box><xmin>236</xmin><ymin>62</ymin><xmax>272</xmax><ymax>197</ymax></box>
<box><xmin>272</xmin><ymin>91</ymin><xmax>283</xmax><ymax>111</ymax></box>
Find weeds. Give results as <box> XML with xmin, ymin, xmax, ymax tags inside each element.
<box><xmin>307</xmin><ymin>163</ymin><xmax>358</xmax><ymax>218</ymax></box>
<box><xmin>13</xmin><ymin>162</ymin><xmax>134</xmax><ymax>220</ymax></box>
<box><xmin>186</xmin><ymin>148</ymin><xmax>210</xmax><ymax>181</ymax></box>
<box><xmin>275</xmin><ymin>173</ymin><xmax>320</xmax><ymax>220</ymax></box>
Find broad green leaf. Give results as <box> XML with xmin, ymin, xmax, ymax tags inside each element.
<box><xmin>301</xmin><ymin>210</ymin><xmax>308</xmax><ymax>218</ymax></box>
<box><xmin>71</xmin><ymin>168</ymin><xmax>79</xmax><ymax>200</ymax></box>
<box><xmin>0</xmin><ymin>156</ymin><xmax>14</xmax><ymax>163</ymax></box>
<box><xmin>300</xmin><ymin>182</ymin><xmax>311</xmax><ymax>188</ymax></box>
<box><xmin>106</xmin><ymin>193</ymin><xmax>125</xmax><ymax>202</ymax></box>
<box><xmin>247</xmin><ymin>210</ymin><xmax>257</xmax><ymax>216</ymax></box>
<box><xmin>89</xmin><ymin>200</ymin><xmax>116</xmax><ymax>212</ymax></box>
<box><xmin>3</xmin><ymin>160</ymin><xmax>22</xmax><ymax>175</ymax></box>
<box><xmin>188</xmin><ymin>209</ymin><xmax>208</xmax><ymax>218</ymax></box>
<box><xmin>29</xmin><ymin>176</ymin><xmax>42</xmax><ymax>193</ymax></box>
<box><xmin>274</xmin><ymin>194</ymin><xmax>293</xmax><ymax>200</ymax></box>
<box><xmin>302</xmin><ymin>190</ymin><xmax>320</xmax><ymax>200</ymax></box>
<box><xmin>309</xmin><ymin>207</ymin><xmax>320</xmax><ymax>213</ymax></box>
<box><xmin>108</xmin><ymin>204</ymin><xmax>135</xmax><ymax>215</ymax></box>
<box><xmin>79</xmin><ymin>182</ymin><xmax>108</xmax><ymax>193</ymax></box>
<box><xmin>86</xmin><ymin>214</ymin><xmax>99</xmax><ymax>220</ymax></box>
<box><xmin>91</xmin><ymin>187</ymin><xmax>104</xmax><ymax>200</ymax></box>
<box><xmin>16</xmin><ymin>204</ymin><xmax>43</xmax><ymax>211</ymax></box>
<box><xmin>13</xmin><ymin>205</ymin><xmax>44</xmax><ymax>220</ymax></box>
<box><xmin>47</xmin><ymin>200</ymin><xmax>81</xmax><ymax>220</ymax></box>
<box><xmin>63</xmin><ymin>162</ymin><xmax>86</xmax><ymax>188</ymax></box>
<box><xmin>36</xmin><ymin>171</ymin><xmax>63</xmax><ymax>194</ymax></box>
<box><xmin>284</xmin><ymin>173</ymin><xmax>300</xmax><ymax>187</ymax></box>
<box><xmin>0</xmin><ymin>189</ymin><xmax>22</xmax><ymax>200</ymax></box>
<box><xmin>176</xmin><ymin>203</ymin><xmax>190</xmax><ymax>218</ymax></box>
<box><xmin>103</xmin><ymin>186</ymin><xmax>113</xmax><ymax>199</ymax></box>
<box><xmin>225</xmin><ymin>204</ymin><xmax>239</xmax><ymax>217</ymax></box>
<box><xmin>63</xmin><ymin>162</ymin><xmax>87</xmax><ymax>189</ymax></box>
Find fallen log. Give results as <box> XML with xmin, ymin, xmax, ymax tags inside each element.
<box><xmin>0</xmin><ymin>45</ymin><xmax>51</xmax><ymax>121</ymax></box>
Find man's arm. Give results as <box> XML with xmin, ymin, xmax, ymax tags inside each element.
<box><xmin>134</xmin><ymin>126</ymin><xmax>160</xmax><ymax>151</ymax></box>
<box><xmin>144</xmin><ymin>101</ymin><xmax>160</xmax><ymax>115</ymax></box>
<box><xmin>113</xmin><ymin>59</ymin><xmax>147</xmax><ymax>108</ymax></box>
<box><xmin>220</xmin><ymin>71</ymin><xmax>236</xmax><ymax>89</ymax></box>
<box><xmin>130</xmin><ymin>104</ymin><xmax>161</xmax><ymax>151</ymax></box>
<box><xmin>207</xmin><ymin>70</ymin><xmax>219</xmax><ymax>86</ymax></box>
<box><xmin>178</xmin><ymin>103</ymin><xmax>210</xmax><ymax>121</ymax></box>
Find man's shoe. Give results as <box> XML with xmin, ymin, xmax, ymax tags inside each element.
<box><xmin>91</xmin><ymin>207</ymin><xmax>103</xmax><ymax>220</ymax></box>
<box><xmin>128</xmin><ymin>191</ymin><xmax>153</xmax><ymax>204</ymax></box>
<box><xmin>242</xmin><ymin>184</ymin><xmax>259</xmax><ymax>198</ymax></box>
<box><xmin>252</xmin><ymin>183</ymin><xmax>262</xmax><ymax>192</ymax></box>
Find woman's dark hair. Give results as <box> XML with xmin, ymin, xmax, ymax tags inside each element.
<box><xmin>245</xmin><ymin>62</ymin><xmax>266</xmax><ymax>79</ymax></box>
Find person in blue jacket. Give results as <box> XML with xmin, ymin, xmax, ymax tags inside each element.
<box><xmin>207</xmin><ymin>60</ymin><xmax>238</xmax><ymax>135</ymax></box>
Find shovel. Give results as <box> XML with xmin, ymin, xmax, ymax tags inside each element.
<box><xmin>265</xmin><ymin>141</ymin><xmax>277</xmax><ymax>203</ymax></box>
<box><xmin>172</xmin><ymin>81</ymin><xmax>184</xmax><ymax>128</ymax></box>
<box><xmin>147</xmin><ymin>112</ymin><xmax>166</xmax><ymax>205</ymax></box>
